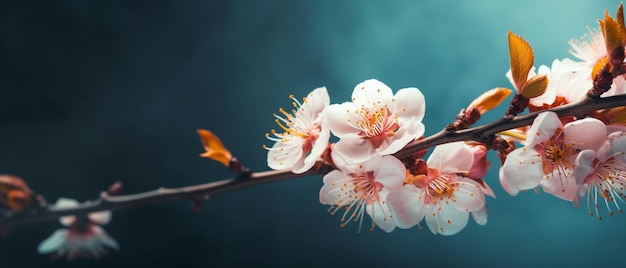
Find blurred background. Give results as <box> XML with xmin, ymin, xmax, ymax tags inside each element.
<box><xmin>0</xmin><ymin>0</ymin><xmax>622</xmax><ymax>267</ymax></box>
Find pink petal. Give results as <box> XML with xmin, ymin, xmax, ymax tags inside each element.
<box><xmin>540</xmin><ymin>172</ymin><xmax>578</xmax><ymax>201</ymax></box>
<box><xmin>88</xmin><ymin>210</ymin><xmax>112</xmax><ymax>225</ymax></box>
<box><xmin>305</xmin><ymin>87</ymin><xmax>330</xmax><ymax>114</ymax></box>
<box><xmin>370</xmin><ymin>156</ymin><xmax>405</xmax><ymax>191</ymax></box>
<box><xmin>563</xmin><ymin>117</ymin><xmax>606</xmax><ymax>151</ymax></box>
<box><xmin>427</xmin><ymin>142</ymin><xmax>473</xmax><ymax>173</ymax></box>
<box><xmin>525</xmin><ymin>111</ymin><xmax>561</xmax><ymax>148</ymax></box>
<box><xmin>501</xmin><ymin>148</ymin><xmax>544</xmax><ymax>192</ymax></box>
<box><xmin>393</xmin><ymin>87</ymin><xmax>425</xmax><ymax>121</ymax></box>
<box><xmin>376</xmin><ymin>118</ymin><xmax>422</xmax><ymax>156</ymax></box>
<box><xmin>386</xmin><ymin>185</ymin><xmax>426</xmax><ymax>229</ymax></box>
<box><xmin>294</xmin><ymin>128</ymin><xmax>330</xmax><ymax>174</ymax></box>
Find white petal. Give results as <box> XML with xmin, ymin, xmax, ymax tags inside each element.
<box><xmin>37</xmin><ymin>229</ymin><xmax>68</xmax><ymax>254</ymax></box>
<box><xmin>366</xmin><ymin>201</ymin><xmax>396</xmax><ymax>233</ymax></box>
<box><xmin>599</xmin><ymin>131</ymin><xmax>626</xmax><ymax>163</ymax></box>
<box><xmin>501</xmin><ymin>148</ymin><xmax>544</xmax><ymax>191</ymax></box>
<box><xmin>91</xmin><ymin>225</ymin><xmax>119</xmax><ymax>250</ymax></box>
<box><xmin>563</xmin><ymin>117</ymin><xmax>606</xmax><ymax>151</ymax></box>
<box><xmin>471</xmin><ymin>205</ymin><xmax>488</xmax><ymax>226</ymax></box>
<box><xmin>451</xmin><ymin>178</ymin><xmax>486</xmax><ymax>212</ymax></box>
<box><xmin>499</xmin><ymin>167</ymin><xmax>519</xmax><ymax>196</ymax></box>
<box><xmin>54</xmin><ymin>198</ymin><xmax>80</xmax><ymax>208</ymax></box>
<box><xmin>351</xmin><ymin>79</ymin><xmax>394</xmax><ymax>108</ymax></box>
<box><xmin>324</xmin><ymin>102</ymin><xmax>360</xmax><ymax>137</ymax></box>
<box><xmin>267</xmin><ymin>138</ymin><xmax>304</xmax><ymax>170</ymax></box>
<box><xmin>425</xmin><ymin>202</ymin><xmax>470</xmax><ymax>236</ymax></box>
<box><xmin>540</xmin><ymin>172</ymin><xmax>578</xmax><ymax>201</ymax></box>
<box><xmin>525</xmin><ymin>111</ymin><xmax>561</xmax><ymax>148</ymax></box>
<box><xmin>427</xmin><ymin>142</ymin><xmax>473</xmax><ymax>173</ymax></box>
<box><xmin>393</xmin><ymin>87</ymin><xmax>425</xmax><ymax>122</ymax></box>
<box><xmin>319</xmin><ymin>170</ymin><xmax>353</xmax><ymax>205</ymax></box>
<box><xmin>386</xmin><ymin>185</ymin><xmax>426</xmax><ymax>229</ymax></box>
<box><xmin>88</xmin><ymin>210</ymin><xmax>112</xmax><ymax>225</ymax></box>
<box><xmin>331</xmin><ymin>134</ymin><xmax>377</xmax><ymax>164</ymax></box>
<box><xmin>574</xmin><ymin>149</ymin><xmax>597</xmax><ymax>185</ymax></box>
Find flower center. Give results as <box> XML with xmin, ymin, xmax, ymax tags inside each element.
<box><xmin>327</xmin><ymin>170</ymin><xmax>382</xmax><ymax>233</ymax></box>
<box><xmin>355</xmin><ymin>107</ymin><xmax>399</xmax><ymax>147</ymax></box>
<box><xmin>427</xmin><ymin>174</ymin><xmax>455</xmax><ymax>197</ymax></box>
<box><xmin>585</xmin><ymin>156</ymin><xmax>626</xmax><ymax>219</ymax></box>
<box><xmin>539</xmin><ymin>139</ymin><xmax>578</xmax><ymax>190</ymax></box>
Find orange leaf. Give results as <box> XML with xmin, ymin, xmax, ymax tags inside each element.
<box><xmin>508</xmin><ymin>31</ymin><xmax>535</xmax><ymax>91</ymax></box>
<box><xmin>592</xmin><ymin>57</ymin><xmax>608</xmax><ymax>80</ymax></box>
<box><xmin>520</xmin><ymin>74</ymin><xmax>548</xmax><ymax>99</ymax></box>
<box><xmin>197</xmin><ymin>129</ymin><xmax>232</xmax><ymax>167</ymax></box>
<box><xmin>467</xmin><ymin>87</ymin><xmax>513</xmax><ymax>114</ymax></box>
<box><xmin>601</xmin><ymin>10</ymin><xmax>626</xmax><ymax>58</ymax></box>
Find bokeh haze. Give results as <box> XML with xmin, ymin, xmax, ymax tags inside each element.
<box><xmin>0</xmin><ymin>0</ymin><xmax>622</xmax><ymax>267</ymax></box>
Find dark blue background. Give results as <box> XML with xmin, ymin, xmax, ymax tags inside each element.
<box><xmin>0</xmin><ymin>1</ymin><xmax>622</xmax><ymax>267</ymax></box>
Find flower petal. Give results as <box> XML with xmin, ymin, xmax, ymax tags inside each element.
<box><xmin>331</xmin><ymin>134</ymin><xmax>377</xmax><ymax>164</ymax></box>
<box><xmin>451</xmin><ymin>178</ymin><xmax>486</xmax><ymax>212</ymax></box>
<box><xmin>599</xmin><ymin>131</ymin><xmax>626</xmax><ymax>163</ymax></box>
<box><xmin>386</xmin><ymin>184</ymin><xmax>426</xmax><ymax>229</ymax></box>
<box><xmin>294</xmin><ymin>128</ymin><xmax>330</xmax><ymax>174</ymax></box>
<box><xmin>427</xmin><ymin>142</ymin><xmax>474</xmax><ymax>173</ymax></box>
<box><xmin>88</xmin><ymin>210</ymin><xmax>112</xmax><ymax>225</ymax></box>
<box><xmin>501</xmin><ymin>148</ymin><xmax>544</xmax><ymax>192</ymax></box>
<box><xmin>574</xmin><ymin>149</ymin><xmax>597</xmax><ymax>185</ymax></box>
<box><xmin>324</xmin><ymin>102</ymin><xmax>361</xmax><ymax>137</ymax></box>
<box><xmin>563</xmin><ymin>117</ymin><xmax>606</xmax><ymax>151</ymax></box>
<box><xmin>525</xmin><ymin>111</ymin><xmax>562</xmax><ymax>148</ymax></box>
<box><xmin>371</xmin><ymin>155</ymin><xmax>406</xmax><ymax>192</ymax></box>
<box><xmin>393</xmin><ymin>87</ymin><xmax>426</xmax><ymax>122</ymax></box>
<box><xmin>37</xmin><ymin>229</ymin><xmax>68</xmax><ymax>254</ymax></box>
<box><xmin>319</xmin><ymin>170</ymin><xmax>353</xmax><ymax>205</ymax></box>
<box><xmin>376</xmin><ymin>118</ymin><xmax>422</xmax><ymax>156</ymax></box>
<box><xmin>425</xmin><ymin>202</ymin><xmax>470</xmax><ymax>236</ymax></box>
<box><xmin>267</xmin><ymin>139</ymin><xmax>304</xmax><ymax>170</ymax></box>
<box><xmin>351</xmin><ymin>79</ymin><xmax>394</xmax><ymax>108</ymax></box>
<box><xmin>471</xmin><ymin>205</ymin><xmax>488</xmax><ymax>226</ymax></box>
<box><xmin>366</xmin><ymin>201</ymin><xmax>396</xmax><ymax>233</ymax></box>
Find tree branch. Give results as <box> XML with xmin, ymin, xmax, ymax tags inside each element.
<box><xmin>2</xmin><ymin>94</ymin><xmax>626</xmax><ymax>227</ymax></box>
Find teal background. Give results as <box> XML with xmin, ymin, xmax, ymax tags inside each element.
<box><xmin>0</xmin><ymin>1</ymin><xmax>622</xmax><ymax>267</ymax></box>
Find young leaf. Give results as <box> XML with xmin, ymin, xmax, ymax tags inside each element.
<box><xmin>467</xmin><ymin>87</ymin><xmax>513</xmax><ymax>114</ymax></box>
<box><xmin>507</xmin><ymin>31</ymin><xmax>535</xmax><ymax>91</ymax></box>
<box><xmin>520</xmin><ymin>74</ymin><xmax>548</xmax><ymax>99</ymax></box>
<box><xmin>601</xmin><ymin>11</ymin><xmax>626</xmax><ymax>59</ymax></box>
<box><xmin>197</xmin><ymin>129</ymin><xmax>232</xmax><ymax>167</ymax></box>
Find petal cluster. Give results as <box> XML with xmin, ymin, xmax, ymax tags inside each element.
<box><xmin>37</xmin><ymin>198</ymin><xmax>119</xmax><ymax>260</ymax></box>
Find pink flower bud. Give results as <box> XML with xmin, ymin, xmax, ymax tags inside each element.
<box><xmin>466</xmin><ymin>142</ymin><xmax>490</xmax><ymax>180</ymax></box>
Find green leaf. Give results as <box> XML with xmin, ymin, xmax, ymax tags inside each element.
<box><xmin>520</xmin><ymin>74</ymin><xmax>548</xmax><ymax>99</ymax></box>
<box><xmin>507</xmin><ymin>31</ymin><xmax>535</xmax><ymax>92</ymax></box>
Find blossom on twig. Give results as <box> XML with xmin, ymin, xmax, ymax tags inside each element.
<box><xmin>37</xmin><ymin>198</ymin><xmax>119</xmax><ymax>261</ymax></box>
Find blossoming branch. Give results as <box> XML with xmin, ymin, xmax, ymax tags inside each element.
<box><xmin>2</xmin><ymin>3</ymin><xmax>626</xmax><ymax>261</ymax></box>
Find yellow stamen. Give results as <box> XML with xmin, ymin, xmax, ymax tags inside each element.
<box><xmin>499</xmin><ymin>130</ymin><xmax>527</xmax><ymax>141</ymax></box>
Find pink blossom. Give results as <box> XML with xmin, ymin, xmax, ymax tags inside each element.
<box><xmin>319</xmin><ymin>155</ymin><xmax>405</xmax><ymax>233</ymax></box>
<box><xmin>325</xmin><ymin>79</ymin><xmax>425</xmax><ymax>163</ymax></box>
<box><xmin>37</xmin><ymin>198</ymin><xmax>119</xmax><ymax>260</ymax></box>
<box><xmin>386</xmin><ymin>142</ymin><xmax>489</xmax><ymax>236</ymax></box>
<box><xmin>574</xmin><ymin>131</ymin><xmax>626</xmax><ymax>219</ymax></box>
<box><xmin>500</xmin><ymin>111</ymin><xmax>607</xmax><ymax>200</ymax></box>
<box><xmin>266</xmin><ymin>87</ymin><xmax>330</xmax><ymax>173</ymax></box>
